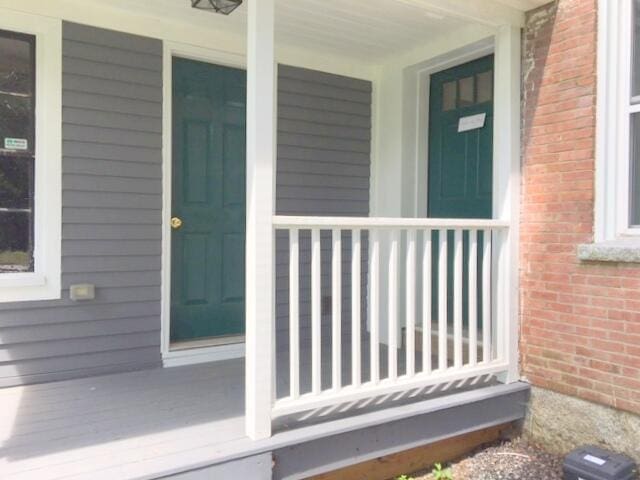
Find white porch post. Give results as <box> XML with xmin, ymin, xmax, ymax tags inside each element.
<box><xmin>245</xmin><ymin>0</ymin><xmax>276</xmax><ymax>440</ymax></box>
<box><xmin>493</xmin><ymin>24</ymin><xmax>521</xmax><ymax>384</ymax></box>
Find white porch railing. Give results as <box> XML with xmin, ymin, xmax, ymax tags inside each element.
<box><xmin>272</xmin><ymin>216</ymin><xmax>511</xmax><ymax>417</ymax></box>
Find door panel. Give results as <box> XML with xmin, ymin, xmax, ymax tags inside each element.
<box><xmin>170</xmin><ymin>58</ymin><xmax>246</xmax><ymax>343</ymax></box>
<box><xmin>428</xmin><ymin>55</ymin><xmax>494</xmax><ymax>341</ymax></box>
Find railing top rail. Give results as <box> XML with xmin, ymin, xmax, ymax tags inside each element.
<box><xmin>272</xmin><ymin>215</ymin><xmax>510</xmax><ymax>229</ymax></box>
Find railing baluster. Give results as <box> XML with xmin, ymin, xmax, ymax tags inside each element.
<box><xmin>406</xmin><ymin>229</ymin><xmax>416</xmax><ymax>377</ymax></box>
<box><xmin>422</xmin><ymin>229</ymin><xmax>432</xmax><ymax>374</ymax></box>
<box><xmin>311</xmin><ymin>228</ymin><xmax>322</xmax><ymax>394</ymax></box>
<box><xmin>351</xmin><ymin>229</ymin><xmax>362</xmax><ymax>387</ymax></box>
<box><xmin>388</xmin><ymin>230</ymin><xmax>399</xmax><ymax>380</ymax></box>
<box><xmin>468</xmin><ymin>229</ymin><xmax>478</xmax><ymax>366</ymax></box>
<box><xmin>289</xmin><ymin>228</ymin><xmax>300</xmax><ymax>399</ymax></box>
<box><xmin>453</xmin><ymin>229</ymin><xmax>463</xmax><ymax>369</ymax></box>
<box><xmin>438</xmin><ymin>229</ymin><xmax>448</xmax><ymax>370</ymax></box>
<box><xmin>370</xmin><ymin>230</ymin><xmax>380</xmax><ymax>384</ymax></box>
<box><xmin>482</xmin><ymin>230</ymin><xmax>492</xmax><ymax>363</ymax></box>
<box><xmin>331</xmin><ymin>229</ymin><xmax>342</xmax><ymax>390</ymax></box>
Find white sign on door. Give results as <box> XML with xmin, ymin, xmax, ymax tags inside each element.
<box><xmin>458</xmin><ymin>113</ymin><xmax>486</xmax><ymax>133</ymax></box>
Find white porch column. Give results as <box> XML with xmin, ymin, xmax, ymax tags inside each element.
<box><xmin>493</xmin><ymin>24</ymin><xmax>521</xmax><ymax>384</ymax></box>
<box><xmin>245</xmin><ymin>0</ymin><xmax>276</xmax><ymax>440</ymax></box>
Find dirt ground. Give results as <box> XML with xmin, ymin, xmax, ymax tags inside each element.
<box><xmin>394</xmin><ymin>438</ymin><xmax>564</xmax><ymax>480</ymax></box>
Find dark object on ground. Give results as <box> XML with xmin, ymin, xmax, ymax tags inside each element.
<box><xmin>563</xmin><ymin>445</ymin><xmax>638</xmax><ymax>480</ymax></box>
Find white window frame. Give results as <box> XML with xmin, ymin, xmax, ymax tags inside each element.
<box><xmin>596</xmin><ymin>0</ymin><xmax>640</xmax><ymax>241</ymax></box>
<box><xmin>0</xmin><ymin>9</ymin><xmax>62</xmax><ymax>302</ymax></box>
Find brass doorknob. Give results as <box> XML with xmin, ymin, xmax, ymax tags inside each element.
<box><xmin>171</xmin><ymin>217</ymin><xmax>183</xmax><ymax>230</ymax></box>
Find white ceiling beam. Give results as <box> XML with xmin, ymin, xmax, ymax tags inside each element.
<box><xmin>393</xmin><ymin>0</ymin><xmax>526</xmax><ymax>27</ymax></box>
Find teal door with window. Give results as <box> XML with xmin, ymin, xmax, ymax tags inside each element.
<box><xmin>170</xmin><ymin>58</ymin><xmax>246</xmax><ymax>343</ymax></box>
<box><xmin>428</xmin><ymin>55</ymin><xmax>494</xmax><ymax>333</ymax></box>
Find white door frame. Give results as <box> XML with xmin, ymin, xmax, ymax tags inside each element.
<box><xmin>161</xmin><ymin>41</ymin><xmax>247</xmax><ymax>367</ymax></box>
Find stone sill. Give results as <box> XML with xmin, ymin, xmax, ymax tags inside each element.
<box><xmin>577</xmin><ymin>239</ymin><xmax>640</xmax><ymax>263</ymax></box>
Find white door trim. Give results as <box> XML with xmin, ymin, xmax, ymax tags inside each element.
<box><xmin>161</xmin><ymin>40</ymin><xmax>247</xmax><ymax>367</ymax></box>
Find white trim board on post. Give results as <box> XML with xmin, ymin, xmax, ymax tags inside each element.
<box><xmin>245</xmin><ymin>0</ymin><xmax>277</xmax><ymax>440</ymax></box>
<box><xmin>492</xmin><ymin>24</ymin><xmax>521</xmax><ymax>384</ymax></box>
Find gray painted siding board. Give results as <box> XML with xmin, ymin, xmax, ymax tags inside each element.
<box><xmin>0</xmin><ymin>316</ymin><xmax>159</xmax><ymax>344</ymax></box>
<box><xmin>62</xmin><ymin>142</ymin><xmax>162</xmax><ymax>163</ymax></box>
<box><xmin>0</xmin><ymin>22</ymin><xmax>163</xmax><ymax>386</ymax></box>
<box><xmin>63</xmin><ymin>57</ymin><xmax>163</xmax><ymax>87</ymax></box>
<box><xmin>278</xmin><ymin>105</ymin><xmax>371</xmax><ymax>129</ymax></box>
<box><xmin>278</xmin><ymin>78</ymin><xmax>372</xmax><ymax>104</ymax></box>
<box><xmin>63</xmin><ymin>256</ymin><xmax>161</xmax><ymax>273</ymax></box>
<box><xmin>278</xmin><ymin>92</ymin><xmax>371</xmax><ymax>117</ymax></box>
<box><xmin>62</xmin><ymin>125</ymin><xmax>162</xmax><ymax>148</ymax></box>
<box><xmin>278</xmin><ymin>119</ymin><xmax>370</xmax><ymax>140</ymax></box>
<box><xmin>62</xmin><ymin>22</ymin><xmax>160</xmax><ymax>54</ymax></box>
<box><xmin>63</xmin><ymin>107</ymin><xmax>162</xmax><ymax>134</ymax></box>
<box><xmin>63</xmin><ymin>157</ymin><xmax>163</xmax><ymax>178</ymax></box>
<box><xmin>278</xmin><ymin>146</ymin><xmax>370</xmax><ymax>165</ymax></box>
<box><xmin>0</xmin><ymin>331</ymin><xmax>160</xmax><ymax>362</ymax></box>
<box><xmin>63</xmin><ymin>40</ymin><xmax>162</xmax><ymax>71</ymax></box>
<box><xmin>279</xmin><ymin>64</ymin><xmax>372</xmax><ymax>92</ymax></box>
<box><xmin>63</xmin><ymin>91</ymin><xmax>162</xmax><ymax>117</ymax></box>
<box><xmin>62</xmin><ymin>208</ymin><xmax>161</xmax><ymax>224</ymax></box>
<box><xmin>63</xmin><ymin>74</ymin><xmax>162</xmax><ymax>102</ymax></box>
<box><xmin>62</xmin><ymin>191</ymin><xmax>161</xmax><ymax>209</ymax></box>
<box><xmin>62</xmin><ymin>224</ymin><xmax>161</xmax><ymax>241</ymax></box>
<box><xmin>0</xmin><ymin>348</ymin><xmax>160</xmax><ymax>383</ymax></box>
<box><xmin>62</xmin><ymin>174</ymin><xmax>161</xmax><ymax>194</ymax></box>
<box><xmin>0</xmin><ymin>302</ymin><xmax>160</xmax><ymax>328</ymax></box>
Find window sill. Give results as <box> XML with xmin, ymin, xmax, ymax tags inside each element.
<box><xmin>0</xmin><ymin>273</ymin><xmax>60</xmax><ymax>303</ymax></box>
<box><xmin>577</xmin><ymin>239</ymin><xmax>640</xmax><ymax>263</ymax></box>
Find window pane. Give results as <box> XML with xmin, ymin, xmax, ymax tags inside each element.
<box><xmin>0</xmin><ymin>30</ymin><xmax>35</xmax><ymax>273</ymax></box>
<box><xmin>442</xmin><ymin>80</ymin><xmax>456</xmax><ymax>111</ymax></box>
<box><xmin>0</xmin><ymin>30</ymin><xmax>34</xmax><ymax>153</ymax></box>
<box><xmin>633</xmin><ymin>0</ymin><xmax>640</xmax><ymax>97</ymax></box>
<box><xmin>477</xmin><ymin>70</ymin><xmax>493</xmax><ymax>103</ymax></box>
<box><xmin>458</xmin><ymin>76</ymin><xmax>474</xmax><ymax>107</ymax></box>
<box><xmin>631</xmin><ymin>114</ymin><xmax>640</xmax><ymax>226</ymax></box>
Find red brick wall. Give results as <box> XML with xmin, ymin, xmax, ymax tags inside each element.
<box><xmin>521</xmin><ymin>0</ymin><xmax>640</xmax><ymax>414</ymax></box>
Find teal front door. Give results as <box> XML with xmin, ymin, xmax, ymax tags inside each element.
<box><xmin>428</xmin><ymin>54</ymin><xmax>494</xmax><ymax>218</ymax></box>
<box><xmin>427</xmin><ymin>55</ymin><xmax>494</xmax><ymax>333</ymax></box>
<box><xmin>170</xmin><ymin>57</ymin><xmax>246</xmax><ymax>343</ymax></box>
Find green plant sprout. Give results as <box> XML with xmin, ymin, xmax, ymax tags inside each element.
<box><xmin>432</xmin><ymin>462</ymin><xmax>454</xmax><ymax>480</ymax></box>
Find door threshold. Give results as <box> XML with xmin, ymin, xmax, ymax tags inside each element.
<box><xmin>170</xmin><ymin>335</ymin><xmax>245</xmax><ymax>351</ymax></box>
<box><xmin>163</xmin><ymin>336</ymin><xmax>245</xmax><ymax>368</ymax></box>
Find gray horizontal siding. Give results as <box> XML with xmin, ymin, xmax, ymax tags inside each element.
<box><xmin>275</xmin><ymin>65</ymin><xmax>371</xmax><ymax>385</ymax></box>
<box><xmin>0</xmin><ymin>22</ymin><xmax>163</xmax><ymax>386</ymax></box>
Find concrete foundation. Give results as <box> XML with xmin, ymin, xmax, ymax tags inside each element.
<box><xmin>523</xmin><ymin>386</ymin><xmax>640</xmax><ymax>463</ymax></box>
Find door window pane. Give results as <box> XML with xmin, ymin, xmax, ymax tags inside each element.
<box><xmin>476</xmin><ymin>70</ymin><xmax>493</xmax><ymax>104</ymax></box>
<box><xmin>442</xmin><ymin>80</ymin><xmax>456</xmax><ymax>111</ymax></box>
<box><xmin>458</xmin><ymin>76</ymin><xmax>475</xmax><ymax>107</ymax></box>
<box><xmin>0</xmin><ymin>30</ymin><xmax>35</xmax><ymax>273</ymax></box>
<box><xmin>633</xmin><ymin>0</ymin><xmax>640</xmax><ymax>98</ymax></box>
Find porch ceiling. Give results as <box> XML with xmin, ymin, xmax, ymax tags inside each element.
<box><xmin>99</xmin><ymin>0</ymin><xmax>547</xmax><ymax>65</ymax></box>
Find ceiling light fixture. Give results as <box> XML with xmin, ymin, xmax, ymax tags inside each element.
<box><xmin>191</xmin><ymin>0</ymin><xmax>243</xmax><ymax>15</ymax></box>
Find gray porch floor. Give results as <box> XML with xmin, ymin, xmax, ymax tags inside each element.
<box><xmin>0</xmin><ymin>348</ymin><xmax>502</xmax><ymax>480</ymax></box>
<box><xmin>1</xmin><ymin>361</ymin><xmax>248</xmax><ymax>480</ymax></box>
